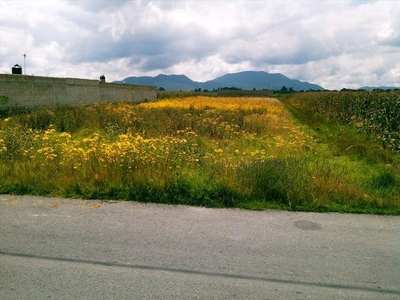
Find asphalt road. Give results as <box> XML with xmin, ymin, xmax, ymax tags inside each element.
<box><xmin>1</xmin><ymin>194</ymin><xmax>399</xmax><ymax>299</ymax></box>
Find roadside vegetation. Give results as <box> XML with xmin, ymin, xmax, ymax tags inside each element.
<box><xmin>0</xmin><ymin>93</ymin><xmax>398</xmax><ymax>214</ymax></box>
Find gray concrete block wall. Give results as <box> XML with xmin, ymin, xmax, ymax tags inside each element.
<box><xmin>0</xmin><ymin>74</ymin><xmax>157</xmax><ymax>108</ymax></box>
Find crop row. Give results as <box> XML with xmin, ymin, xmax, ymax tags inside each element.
<box><xmin>287</xmin><ymin>91</ymin><xmax>400</xmax><ymax>151</ymax></box>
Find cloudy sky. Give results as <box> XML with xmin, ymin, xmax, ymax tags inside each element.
<box><xmin>1</xmin><ymin>0</ymin><xmax>399</xmax><ymax>90</ymax></box>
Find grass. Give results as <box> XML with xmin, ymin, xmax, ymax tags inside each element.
<box><xmin>280</xmin><ymin>95</ymin><xmax>400</xmax><ymax>214</ymax></box>
<box><xmin>0</xmin><ymin>95</ymin><xmax>398</xmax><ymax>214</ymax></box>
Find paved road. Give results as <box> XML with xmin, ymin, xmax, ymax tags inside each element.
<box><xmin>0</xmin><ymin>194</ymin><xmax>399</xmax><ymax>299</ymax></box>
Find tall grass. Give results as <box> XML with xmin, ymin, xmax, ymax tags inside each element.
<box><xmin>0</xmin><ymin>96</ymin><xmax>398</xmax><ymax>214</ymax></box>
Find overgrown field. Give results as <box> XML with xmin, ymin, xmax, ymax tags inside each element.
<box><xmin>0</xmin><ymin>95</ymin><xmax>399</xmax><ymax>214</ymax></box>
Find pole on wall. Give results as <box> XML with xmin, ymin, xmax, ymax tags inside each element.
<box><xmin>22</xmin><ymin>54</ymin><xmax>26</xmax><ymax>75</ymax></box>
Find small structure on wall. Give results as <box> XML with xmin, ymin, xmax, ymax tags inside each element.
<box><xmin>12</xmin><ymin>64</ymin><xmax>22</xmax><ymax>75</ymax></box>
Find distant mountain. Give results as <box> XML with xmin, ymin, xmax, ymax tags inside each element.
<box><xmin>115</xmin><ymin>74</ymin><xmax>199</xmax><ymax>91</ymax></box>
<box><xmin>115</xmin><ymin>71</ymin><xmax>324</xmax><ymax>91</ymax></box>
<box><xmin>359</xmin><ymin>86</ymin><xmax>399</xmax><ymax>91</ymax></box>
<box><xmin>201</xmin><ymin>71</ymin><xmax>323</xmax><ymax>91</ymax></box>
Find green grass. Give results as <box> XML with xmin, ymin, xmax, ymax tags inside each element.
<box><xmin>280</xmin><ymin>94</ymin><xmax>400</xmax><ymax>214</ymax></box>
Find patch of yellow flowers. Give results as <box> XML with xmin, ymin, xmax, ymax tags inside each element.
<box><xmin>0</xmin><ymin>96</ymin><xmax>314</xmax><ymax>174</ymax></box>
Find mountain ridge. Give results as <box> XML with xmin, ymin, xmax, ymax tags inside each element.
<box><xmin>115</xmin><ymin>71</ymin><xmax>324</xmax><ymax>91</ymax></box>
<box><xmin>359</xmin><ymin>86</ymin><xmax>400</xmax><ymax>91</ymax></box>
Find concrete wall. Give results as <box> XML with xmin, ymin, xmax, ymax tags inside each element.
<box><xmin>0</xmin><ymin>74</ymin><xmax>157</xmax><ymax>108</ymax></box>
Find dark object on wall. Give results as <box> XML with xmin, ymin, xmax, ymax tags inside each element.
<box><xmin>100</xmin><ymin>75</ymin><xmax>106</xmax><ymax>83</ymax></box>
<box><xmin>12</xmin><ymin>64</ymin><xmax>22</xmax><ymax>75</ymax></box>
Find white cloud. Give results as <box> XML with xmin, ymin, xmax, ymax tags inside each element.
<box><xmin>0</xmin><ymin>0</ymin><xmax>399</xmax><ymax>89</ymax></box>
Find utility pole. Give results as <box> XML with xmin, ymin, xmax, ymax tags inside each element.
<box><xmin>22</xmin><ymin>54</ymin><xmax>26</xmax><ymax>75</ymax></box>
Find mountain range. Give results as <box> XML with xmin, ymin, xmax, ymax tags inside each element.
<box><xmin>359</xmin><ymin>86</ymin><xmax>399</xmax><ymax>91</ymax></box>
<box><xmin>114</xmin><ymin>71</ymin><xmax>324</xmax><ymax>91</ymax></box>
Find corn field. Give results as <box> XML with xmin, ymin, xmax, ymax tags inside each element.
<box><xmin>288</xmin><ymin>90</ymin><xmax>400</xmax><ymax>152</ymax></box>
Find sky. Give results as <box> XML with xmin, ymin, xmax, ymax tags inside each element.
<box><xmin>1</xmin><ymin>0</ymin><xmax>399</xmax><ymax>90</ymax></box>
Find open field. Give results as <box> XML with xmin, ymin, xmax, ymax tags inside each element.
<box><xmin>0</xmin><ymin>94</ymin><xmax>399</xmax><ymax>214</ymax></box>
